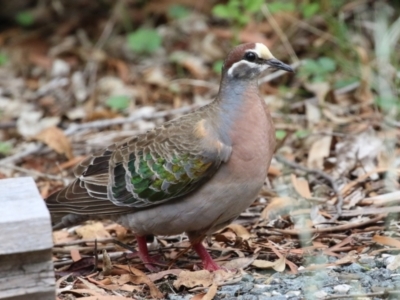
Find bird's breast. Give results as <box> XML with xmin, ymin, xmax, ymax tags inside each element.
<box><xmin>226</xmin><ymin>97</ymin><xmax>275</xmax><ymax>179</ymax></box>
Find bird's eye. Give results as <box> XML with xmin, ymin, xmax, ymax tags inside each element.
<box><xmin>244</xmin><ymin>52</ymin><xmax>257</xmax><ymax>62</ymax></box>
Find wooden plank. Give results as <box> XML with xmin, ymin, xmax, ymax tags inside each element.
<box><xmin>0</xmin><ymin>177</ymin><xmax>53</xmax><ymax>254</ymax></box>
<box><xmin>0</xmin><ymin>251</ymin><xmax>54</xmax><ymax>300</ymax></box>
<box><xmin>0</xmin><ymin>177</ymin><xmax>55</xmax><ymax>300</ymax></box>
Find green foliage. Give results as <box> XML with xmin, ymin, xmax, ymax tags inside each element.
<box><xmin>168</xmin><ymin>5</ymin><xmax>190</xmax><ymax>20</ymax></box>
<box><xmin>15</xmin><ymin>11</ymin><xmax>34</xmax><ymax>26</ymax></box>
<box><xmin>299</xmin><ymin>57</ymin><xmax>337</xmax><ymax>82</ymax></box>
<box><xmin>375</xmin><ymin>96</ymin><xmax>400</xmax><ymax>112</ymax></box>
<box><xmin>105</xmin><ymin>95</ymin><xmax>130</xmax><ymax>111</ymax></box>
<box><xmin>127</xmin><ymin>28</ymin><xmax>162</xmax><ymax>54</ymax></box>
<box><xmin>275</xmin><ymin>130</ymin><xmax>287</xmax><ymax>140</ymax></box>
<box><xmin>212</xmin><ymin>0</ymin><xmax>264</xmax><ymax>26</ymax></box>
<box><xmin>267</xmin><ymin>2</ymin><xmax>295</xmax><ymax>14</ymax></box>
<box><xmin>301</xmin><ymin>3</ymin><xmax>320</xmax><ymax>19</ymax></box>
<box><xmin>0</xmin><ymin>53</ymin><xmax>8</xmax><ymax>66</ymax></box>
<box><xmin>213</xmin><ymin>60</ymin><xmax>224</xmax><ymax>74</ymax></box>
<box><xmin>0</xmin><ymin>142</ymin><xmax>12</xmax><ymax>155</ymax></box>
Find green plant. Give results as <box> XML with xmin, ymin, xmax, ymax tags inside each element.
<box><xmin>15</xmin><ymin>11</ymin><xmax>34</xmax><ymax>26</ymax></box>
<box><xmin>299</xmin><ymin>57</ymin><xmax>337</xmax><ymax>82</ymax></box>
<box><xmin>212</xmin><ymin>0</ymin><xmax>264</xmax><ymax>27</ymax></box>
<box><xmin>168</xmin><ymin>4</ymin><xmax>190</xmax><ymax>20</ymax></box>
<box><xmin>212</xmin><ymin>60</ymin><xmax>224</xmax><ymax>74</ymax></box>
<box><xmin>0</xmin><ymin>53</ymin><xmax>8</xmax><ymax>66</ymax></box>
<box><xmin>105</xmin><ymin>95</ymin><xmax>130</xmax><ymax>111</ymax></box>
<box><xmin>275</xmin><ymin>130</ymin><xmax>287</xmax><ymax>140</ymax></box>
<box><xmin>267</xmin><ymin>2</ymin><xmax>295</xmax><ymax>14</ymax></box>
<box><xmin>0</xmin><ymin>142</ymin><xmax>12</xmax><ymax>155</ymax></box>
<box><xmin>127</xmin><ymin>28</ymin><xmax>162</xmax><ymax>54</ymax></box>
<box><xmin>301</xmin><ymin>3</ymin><xmax>320</xmax><ymax>19</ymax></box>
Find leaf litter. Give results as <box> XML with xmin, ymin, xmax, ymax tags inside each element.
<box><xmin>0</xmin><ymin>1</ymin><xmax>399</xmax><ymax>299</ymax></box>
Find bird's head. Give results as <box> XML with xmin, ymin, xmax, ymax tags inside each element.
<box><xmin>222</xmin><ymin>43</ymin><xmax>294</xmax><ymax>80</ymax></box>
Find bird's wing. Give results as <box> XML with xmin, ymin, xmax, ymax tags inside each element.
<box><xmin>46</xmin><ymin>118</ymin><xmax>232</xmax><ymax>216</ymax></box>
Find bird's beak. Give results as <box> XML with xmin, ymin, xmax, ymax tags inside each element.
<box><xmin>266</xmin><ymin>58</ymin><xmax>294</xmax><ymax>72</ymax></box>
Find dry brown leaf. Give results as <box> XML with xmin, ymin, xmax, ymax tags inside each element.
<box><xmin>222</xmin><ymin>255</ymin><xmax>257</xmax><ymax>270</ymax></box>
<box><xmin>252</xmin><ymin>257</ymin><xmax>286</xmax><ymax>272</ymax></box>
<box><xmin>147</xmin><ymin>269</ymin><xmax>183</xmax><ymax>282</ymax></box>
<box><xmin>174</xmin><ymin>270</ymin><xmax>240</xmax><ymax>290</ymax></box>
<box><xmin>372</xmin><ymin>235</ymin><xmax>400</xmax><ymax>248</ymax></box>
<box><xmin>114</xmin><ymin>265</ymin><xmax>163</xmax><ymax>299</ymax></box>
<box><xmin>307</xmin><ymin>134</ymin><xmax>332</xmax><ymax>169</ymax></box>
<box><xmin>68</xmin><ymin>289</ymin><xmax>105</xmax><ymax>297</ymax></box>
<box><xmin>108</xmin><ymin>58</ymin><xmax>131</xmax><ymax>83</ymax></box>
<box><xmin>34</xmin><ymin>126</ymin><xmax>73</xmax><ymax>159</ymax></box>
<box><xmin>56</xmin><ymin>155</ymin><xmax>85</xmax><ymax>171</ymax></box>
<box><xmin>70</xmin><ymin>248</ymin><xmax>81</xmax><ymax>262</ymax></box>
<box><xmin>173</xmin><ymin>270</ymin><xmax>213</xmax><ymax>289</ymax></box>
<box><xmin>53</xmin><ymin>230</ymin><xmax>76</xmax><ymax>244</ymax></box>
<box><xmin>114</xmin><ymin>274</ymin><xmax>132</xmax><ymax>285</ymax></box>
<box><xmin>334</xmin><ymin>251</ymin><xmax>358</xmax><ymax>265</ymax></box>
<box><xmin>105</xmin><ymin>223</ymin><xmax>128</xmax><ymax>239</ymax></box>
<box><xmin>196</xmin><ymin>283</ymin><xmax>218</xmax><ymax>300</ymax></box>
<box><xmin>75</xmin><ymin>222</ymin><xmax>111</xmax><ymax>240</ymax></box>
<box><xmin>291</xmin><ymin>174</ymin><xmax>311</xmax><ymax>198</ymax></box>
<box><xmin>119</xmin><ymin>284</ymin><xmax>143</xmax><ymax>293</ymax></box>
<box><xmin>261</xmin><ymin>197</ymin><xmax>297</xmax><ymax>220</ymax></box>
<box><xmin>77</xmin><ymin>276</ymin><xmax>106</xmax><ymax>294</ymax></box>
<box><xmin>268</xmin><ymin>165</ymin><xmax>281</xmax><ymax>176</ymax></box>
<box><xmin>225</xmin><ymin>224</ymin><xmax>252</xmax><ymax>240</ymax></box>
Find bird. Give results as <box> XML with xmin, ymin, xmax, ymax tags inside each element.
<box><xmin>46</xmin><ymin>43</ymin><xmax>293</xmax><ymax>271</ymax></box>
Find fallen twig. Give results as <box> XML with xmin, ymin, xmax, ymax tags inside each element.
<box><xmin>1</xmin><ymin>163</ymin><xmax>68</xmax><ymax>182</ymax></box>
<box><xmin>52</xmin><ymin>245</ymin><xmax>115</xmax><ymax>254</ymax></box>
<box><xmin>53</xmin><ymin>251</ymin><xmax>127</xmax><ymax>267</ymax></box>
<box><xmin>271</xmin><ymin>214</ymin><xmax>385</xmax><ymax>236</ymax></box>
<box><xmin>0</xmin><ymin>143</ymin><xmax>43</xmax><ymax>166</ymax></box>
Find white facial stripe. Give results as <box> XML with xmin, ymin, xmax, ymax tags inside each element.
<box><xmin>227</xmin><ymin>60</ymin><xmax>256</xmax><ymax>77</ymax></box>
<box><xmin>254</xmin><ymin>43</ymin><xmax>274</xmax><ymax>60</ymax></box>
<box><xmin>227</xmin><ymin>60</ymin><xmax>271</xmax><ymax>77</ymax></box>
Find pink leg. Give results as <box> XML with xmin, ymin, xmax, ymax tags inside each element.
<box><xmin>136</xmin><ymin>235</ymin><xmax>159</xmax><ymax>272</ymax></box>
<box><xmin>192</xmin><ymin>242</ymin><xmax>221</xmax><ymax>271</ymax></box>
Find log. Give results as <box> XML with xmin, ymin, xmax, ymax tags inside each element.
<box><xmin>0</xmin><ymin>177</ymin><xmax>55</xmax><ymax>300</ymax></box>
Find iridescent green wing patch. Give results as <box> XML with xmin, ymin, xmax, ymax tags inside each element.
<box><xmin>110</xmin><ymin>150</ymin><xmax>219</xmax><ymax>207</ymax></box>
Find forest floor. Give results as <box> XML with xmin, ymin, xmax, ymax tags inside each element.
<box><xmin>0</xmin><ymin>1</ymin><xmax>400</xmax><ymax>299</ymax></box>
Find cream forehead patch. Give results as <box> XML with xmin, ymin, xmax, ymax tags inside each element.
<box><xmin>253</xmin><ymin>43</ymin><xmax>274</xmax><ymax>60</ymax></box>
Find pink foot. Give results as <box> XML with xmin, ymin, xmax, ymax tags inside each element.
<box><xmin>136</xmin><ymin>235</ymin><xmax>161</xmax><ymax>272</ymax></box>
<box><xmin>192</xmin><ymin>242</ymin><xmax>221</xmax><ymax>271</ymax></box>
